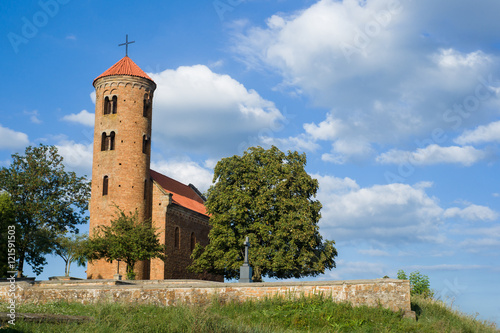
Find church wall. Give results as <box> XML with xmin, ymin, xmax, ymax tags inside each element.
<box><xmin>150</xmin><ymin>182</ymin><xmax>223</xmax><ymax>282</ymax></box>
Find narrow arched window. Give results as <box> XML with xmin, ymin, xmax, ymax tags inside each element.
<box><xmin>190</xmin><ymin>232</ymin><xmax>196</xmax><ymax>252</ymax></box>
<box><xmin>101</xmin><ymin>132</ymin><xmax>107</xmax><ymax>151</ymax></box>
<box><xmin>174</xmin><ymin>227</ymin><xmax>180</xmax><ymax>249</ymax></box>
<box><xmin>142</xmin><ymin>135</ymin><xmax>148</xmax><ymax>154</ymax></box>
<box><xmin>112</xmin><ymin>96</ymin><xmax>117</xmax><ymax>114</ymax></box>
<box><xmin>143</xmin><ymin>94</ymin><xmax>148</xmax><ymax>117</ymax></box>
<box><xmin>102</xmin><ymin>176</ymin><xmax>109</xmax><ymax>196</ymax></box>
<box><xmin>109</xmin><ymin>131</ymin><xmax>115</xmax><ymax>151</ymax></box>
<box><xmin>103</xmin><ymin>97</ymin><xmax>110</xmax><ymax>115</ymax></box>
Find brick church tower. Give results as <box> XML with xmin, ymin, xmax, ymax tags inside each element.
<box><xmin>87</xmin><ymin>56</ymin><xmax>156</xmax><ymax>280</ymax></box>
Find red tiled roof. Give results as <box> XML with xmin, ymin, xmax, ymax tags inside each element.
<box><xmin>150</xmin><ymin>169</ymin><xmax>207</xmax><ymax>216</ymax></box>
<box><xmin>93</xmin><ymin>56</ymin><xmax>154</xmax><ymax>85</ymax></box>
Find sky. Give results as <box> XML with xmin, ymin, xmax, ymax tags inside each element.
<box><xmin>1</xmin><ymin>0</ymin><xmax>499</xmax><ymax>325</ymax></box>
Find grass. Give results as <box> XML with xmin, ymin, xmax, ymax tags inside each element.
<box><xmin>1</xmin><ymin>295</ymin><xmax>498</xmax><ymax>332</ymax></box>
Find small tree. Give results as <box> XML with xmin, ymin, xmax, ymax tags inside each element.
<box><xmin>0</xmin><ymin>192</ymin><xmax>15</xmax><ymax>277</ymax></box>
<box><xmin>398</xmin><ymin>269</ymin><xmax>433</xmax><ymax>298</ymax></box>
<box><xmin>53</xmin><ymin>233</ymin><xmax>88</xmax><ymax>277</ymax></box>
<box><xmin>86</xmin><ymin>208</ymin><xmax>166</xmax><ymax>280</ymax></box>
<box><xmin>190</xmin><ymin>146</ymin><xmax>337</xmax><ymax>282</ymax></box>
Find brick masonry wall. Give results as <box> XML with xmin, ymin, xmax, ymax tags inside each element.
<box><xmin>88</xmin><ymin>75</ymin><xmax>156</xmax><ymax>280</ymax></box>
<box><xmin>150</xmin><ymin>182</ymin><xmax>223</xmax><ymax>282</ymax></box>
<box><xmin>0</xmin><ymin>279</ymin><xmax>412</xmax><ymax>315</ymax></box>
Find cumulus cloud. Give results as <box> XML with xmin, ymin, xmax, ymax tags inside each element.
<box><xmin>314</xmin><ymin>175</ymin><xmax>445</xmax><ymax>244</ymax></box>
<box><xmin>149</xmin><ymin>65</ymin><xmax>284</xmax><ymax>157</ymax></box>
<box><xmin>455</xmin><ymin>120</ymin><xmax>500</xmax><ymax>145</ymax></box>
<box><xmin>62</xmin><ymin>110</ymin><xmax>95</xmax><ymax>127</ymax></box>
<box><xmin>151</xmin><ymin>158</ymin><xmax>214</xmax><ymax>193</ymax></box>
<box><xmin>0</xmin><ymin>125</ymin><xmax>29</xmax><ymax>150</ymax></box>
<box><xmin>55</xmin><ymin>140</ymin><xmax>93</xmax><ymax>177</ymax></box>
<box><xmin>444</xmin><ymin>204</ymin><xmax>498</xmax><ymax>221</ymax></box>
<box><xmin>233</xmin><ymin>0</ymin><xmax>500</xmax><ymax>158</ymax></box>
<box><xmin>376</xmin><ymin>144</ymin><xmax>488</xmax><ymax>166</ymax></box>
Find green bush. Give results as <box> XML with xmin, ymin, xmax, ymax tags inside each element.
<box><xmin>398</xmin><ymin>269</ymin><xmax>433</xmax><ymax>298</ymax></box>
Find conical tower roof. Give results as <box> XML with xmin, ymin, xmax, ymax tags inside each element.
<box><xmin>93</xmin><ymin>56</ymin><xmax>154</xmax><ymax>86</ymax></box>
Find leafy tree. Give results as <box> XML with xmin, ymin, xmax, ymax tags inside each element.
<box><xmin>86</xmin><ymin>208</ymin><xmax>166</xmax><ymax>280</ymax></box>
<box><xmin>53</xmin><ymin>233</ymin><xmax>88</xmax><ymax>277</ymax></box>
<box><xmin>0</xmin><ymin>144</ymin><xmax>90</xmax><ymax>277</ymax></box>
<box><xmin>190</xmin><ymin>146</ymin><xmax>337</xmax><ymax>282</ymax></box>
<box><xmin>0</xmin><ymin>192</ymin><xmax>15</xmax><ymax>277</ymax></box>
<box><xmin>397</xmin><ymin>269</ymin><xmax>433</xmax><ymax>298</ymax></box>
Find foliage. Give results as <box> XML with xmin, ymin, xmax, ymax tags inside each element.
<box><xmin>86</xmin><ymin>207</ymin><xmax>166</xmax><ymax>280</ymax></box>
<box><xmin>398</xmin><ymin>269</ymin><xmax>433</xmax><ymax>298</ymax></box>
<box><xmin>0</xmin><ymin>144</ymin><xmax>90</xmax><ymax>277</ymax></box>
<box><xmin>190</xmin><ymin>146</ymin><xmax>337</xmax><ymax>282</ymax></box>
<box><xmin>53</xmin><ymin>233</ymin><xmax>88</xmax><ymax>277</ymax></box>
<box><xmin>3</xmin><ymin>294</ymin><xmax>498</xmax><ymax>333</ymax></box>
<box><xmin>0</xmin><ymin>192</ymin><xmax>16</xmax><ymax>277</ymax></box>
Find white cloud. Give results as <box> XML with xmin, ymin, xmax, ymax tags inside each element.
<box><xmin>407</xmin><ymin>264</ymin><xmax>488</xmax><ymax>271</ymax></box>
<box><xmin>0</xmin><ymin>125</ymin><xmax>29</xmax><ymax>150</ymax></box>
<box><xmin>55</xmin><ymin>140</ymin><xmax>93</xmax><ymax>177</ymax></box>
<box><xmin>149</xmin><ymin>65</ymin><xmax>284</xmax><ymax>157</ymax></box>
<box><xmin>62</xmin><ymin>110</ymin><xmax>95</xmax><ymax>127</ymax></box>
<box><xmin>233</xmin><ymin>0</ymin><xmax>500</xmax><ymax>154</ymax></box>
<box><xmin>151</xmin><ymin>158</ymin><xmax>213</xmax><ymax>193</ymax></box>
<box><xmin>90</xmin><ymin>91</ymin><xmax>96</xmax><ymax>104</ymax></box>
<box><xmin>358</xmin><ymin>249</ymin><xmax>390</xmax><ymax>257</ymax></box>
<box><xmin>455</xmin><ymin>120</ymin><xmax>500</xmax><ymax>145</ymax></box>
<box><xmin>322</xmin><ymin>259</ymin><xmax>388</xmax><ymax>280</ymax></box>
<box><xmin>444</xmin><ymin>204</ymin><xmax>498</xmax><ymax>222</ymax></box>
<box><xmin>376</xmin><ymin>144</ymin><xmax>487</xmax><ymax>166</ymax></box>
<box><xmin>304</xmin><ymin>113</ymin><xmax>345</xmax><ymax>141</ymax></box>
<box><xmin>314</xmin><ymin>174</ymin><xmax>445</xmax><ymax>244</ymax></box>
<box><xmin>24</xmin><ymin>110</ymin><xmax>42</xmax><ymax>124</ymax></box>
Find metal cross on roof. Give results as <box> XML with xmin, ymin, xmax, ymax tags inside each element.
<box><xmin>118</xmin><ymin>34</ymin><xmax>135</xmax><ymax>57</ymax></box>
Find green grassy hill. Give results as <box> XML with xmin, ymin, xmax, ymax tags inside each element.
<box><xmin>1</xmin><ymin>295</ymin><xmax>498</xmax><ymax>332</ymax></box>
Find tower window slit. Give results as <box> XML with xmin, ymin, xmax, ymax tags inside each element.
<box><xmin>102</xmin><ymin>176</ymin><xmax>109</xmax><ymax>196</ymax></box>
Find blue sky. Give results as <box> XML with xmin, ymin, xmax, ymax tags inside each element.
<box><xmin>1</xmin><ymin>0</ymin><xmax>499</xmax><ymax>324</ymax></box>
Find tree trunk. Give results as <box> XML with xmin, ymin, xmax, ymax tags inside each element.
<box><xmin>17</xmin><ymin>252</ymin><xmax>25</xmax><ymax>278</ymax></box>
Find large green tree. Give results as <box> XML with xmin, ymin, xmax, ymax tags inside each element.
<box><xmin>190</xmin><ymin>146</ymin><xmax>337</xmax><ymax>282</ymax></box>
<box><xmin>86</xmin><ymin>208</ymin><xmax>166</xmax><ymax>280</ymax></box>
<box><xmin>0</xmin><ymin>144</ymin><xmax>90</xmax><ymax>277</ymax></box>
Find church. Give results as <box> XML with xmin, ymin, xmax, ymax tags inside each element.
<box><xmin>86</xmin><ymin>55</ymin><xmax>222</xmax><ymax>281</ymax></box>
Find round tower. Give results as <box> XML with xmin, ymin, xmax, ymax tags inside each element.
<box><xmin>87</xmin><ymin>56</ymin><xmax>156</xmax><ymax>280</ymax></box>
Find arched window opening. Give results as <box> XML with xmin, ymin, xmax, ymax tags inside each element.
<box><xmin>190</xmin><ymin>232</ymin><xmax>196</xmax><ymax>252</ymax></box>
<box><xmin>109</xmin><ymin>132</ymin><xmax>115</xmax><ymax>151</ymax></box>
<box><xmin>142</xmin><ymin>135</ymin><xmax>150</xmax><ymax>154</ymax></box>
<box><xmin>102</xmin><ymin>176</ymin><xmax>109</xmax><ymax>196</ymax></box>
<box><xmin>101</xmin><ymin>132</ymin><xmax>107</xmax><ymax>151</ymax></box>
<box><xmin>143</xmin><ymin>93</ymin><xmax>152</xmax><ymax>117</ymax></box>
<box><xmin>111</xmin><ymin>95</ymin><xmax>117</xmax><ymax>114</ymax></box>
<box><xmin>174</xmin><ymin>227</ymin><xmax>180</xmax><ymax>249</ymax></box>
<box><xmin>103</xmin><ymin>97</ymin><xmax>110</xmax><ymax>115</ymax></box>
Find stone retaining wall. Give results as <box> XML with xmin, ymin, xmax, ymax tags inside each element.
<box><xmin>0</xmin><ymin>279</ymin><xmax>413</xmax><ymax>316</ymax></box>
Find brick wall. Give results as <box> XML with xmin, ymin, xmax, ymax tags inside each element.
<box><xmin>150</xmin><ymin>182</ymin><xmax>223</xmax><ymax>282</ymax></box>
<box><xmin>0</xmin><ymin>279</ymin><xmax>413</xmax><ymax>315</ymax></box>
<box><xmin>87</xmin><ymin>75</ymin><xmax>156</xmax><ymax>280</ymax></box>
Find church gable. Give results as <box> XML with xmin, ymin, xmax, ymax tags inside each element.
<box><xmin>150</xmin><ymin>169</ymin><xmax>207</xmax><ymax>216</ymax></box>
